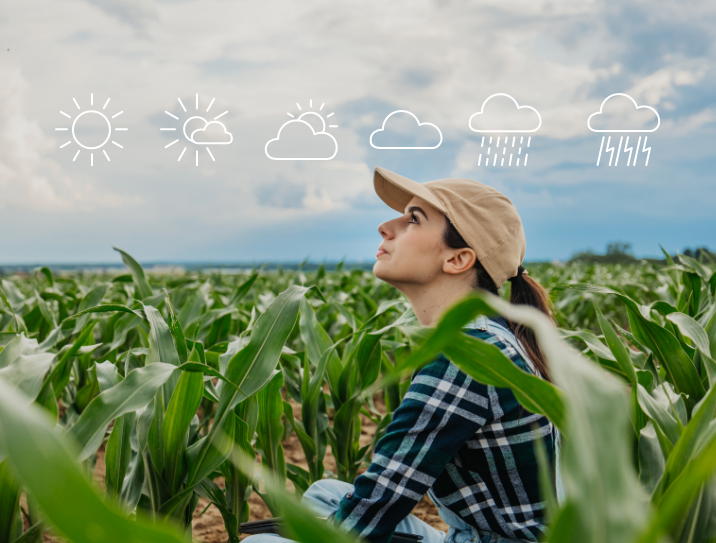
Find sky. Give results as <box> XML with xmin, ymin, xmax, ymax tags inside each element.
<box><xmin>0</xmin><ymin>0</ymin><xmax>715</xmax><ymax>265</ymax></box>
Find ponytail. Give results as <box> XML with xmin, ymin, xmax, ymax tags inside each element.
<box><xmin>443</xmin><ymin>218</ymin><xmax>554</xmax><ymax>382</ymax></box>
<box><xmin>506</xmin><ymin>266</ymin><xmax>554</xmax><ymax>382</ymax></box>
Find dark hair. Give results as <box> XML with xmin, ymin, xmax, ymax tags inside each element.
<box><xmin>443</xmin><ymin>217</ymin><xmax>554</xmax><ymax>382</ymax></box>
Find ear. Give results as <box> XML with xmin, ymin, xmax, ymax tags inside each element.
<box><xmin>443</xmin><ymin>247</ymin><xmax>476</xmax><ymax>275</ymax></box>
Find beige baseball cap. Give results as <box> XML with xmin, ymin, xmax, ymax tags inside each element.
<box><xmin>374</xmin><ymin>166</ymin><xmax>526</xmax><ymax>288</ymax></box>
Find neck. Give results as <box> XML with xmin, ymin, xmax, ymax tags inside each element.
<box><xmin>399</xmin><ymin>278</ymin><xmax>474</xmax><ymax>327</ymax></box>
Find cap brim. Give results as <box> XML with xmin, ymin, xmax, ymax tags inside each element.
<box><xmin>374</xmin><ymin>167</ymin><xmax>447</xmax><ymax>214</ymax></box>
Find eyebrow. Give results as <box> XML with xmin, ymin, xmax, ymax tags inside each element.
<box><xmin>406</xmin><ymin>205</ymin><xmax>428</xmax><ymax>220</ymax></box>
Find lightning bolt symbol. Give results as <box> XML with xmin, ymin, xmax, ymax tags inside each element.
<box><xmin>597</xmin><ymin>136</ymin><xmax>605</xmax><ymax>166</ymax></box>
<box><xmin>642</xmin><ymin>136</ymin><xmax>651</xmax><ymax>166</ymax></box>
<box><xmin>623</xmin><ymin>136</ymin><xmax>634</xmax><ymax>166</ymax></box>
<box><xmin>605</xmin><ymin>136</ymin><xmax>616</xmax><ymax>166</ymax></box>
<box><xmin>614</xmin><ymin>136</ymin><xmax>623</xmax><ymax>166</ymax></box>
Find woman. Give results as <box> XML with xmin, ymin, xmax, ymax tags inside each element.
<box><xmin>247</xmin><ymin>167</ymin><xmax>557</xmax><ymax>543</ymax></box>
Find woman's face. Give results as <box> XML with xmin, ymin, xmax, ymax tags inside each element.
<box><xmin>373</xmin><ymin>195</ymin><xmax>470</xmax><ymax>289</ymax></box>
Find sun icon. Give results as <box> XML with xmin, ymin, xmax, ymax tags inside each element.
<box><xmin>55</xmin><ymin>94</ymin><xmax>127</xmax><ymax>166</ymax></box>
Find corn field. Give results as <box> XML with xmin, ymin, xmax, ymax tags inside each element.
<box><xmin>1</xmin><ymin>247</ymin><xmax>715</xmax><ymax>543</ymax></box>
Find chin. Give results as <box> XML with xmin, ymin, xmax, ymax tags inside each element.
<box><xmin>373</xmin><ymin>259</ymin><xmax>402</xmax><ymax>289</ymax></box>
<box><xmin>372</xmin><ymin>259</ymin><xmax>392</xmax><ymax>281</ymax></box>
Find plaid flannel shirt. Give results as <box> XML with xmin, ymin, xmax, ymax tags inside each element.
<box><xmin>333</xmin><ymin>316</ymin><xmax>555</xmax><ymax>543</ymax></box>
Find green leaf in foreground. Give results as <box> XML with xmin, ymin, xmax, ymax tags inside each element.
<box><xmin>0</xmin><ymin>379</ymin><xmax>190</xmax><ymax>543</ymax></box>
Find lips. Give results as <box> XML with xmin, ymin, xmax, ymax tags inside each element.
<box><xmin>376</xmin><ymin>246</ymin><xmax>388</xmax><ymax>258</ymax></box>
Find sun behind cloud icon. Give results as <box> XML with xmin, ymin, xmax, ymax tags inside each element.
<box><xmin>265</xmin><ymin>100</ymin><xmax>338</xmax><ymax>160</ymax></box>
<box><xmin>588</xmin><ymin>93</ymin><xmax>660</xmax><ymax>133</ymax></box>
<box><xmin>161</xmin><ymin>94</ymin><xmax>233</xmax><ymax>165</ymax></box>
<box><xmin>370</xmin><ymin>110</ymin><xmax>442</xmax><ymax>149</ymax></box>
<box><xmin>469</xmin><ymin>93</ymin><xmax>541</xmax><ymax>133</ymax></box>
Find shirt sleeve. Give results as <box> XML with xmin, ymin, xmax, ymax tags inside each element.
<box><xmin>332</xmin><ymin>355</ymin><xmax>491</xmax><ymax>543</ymax></box>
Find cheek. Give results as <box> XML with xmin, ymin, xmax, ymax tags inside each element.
<box><xmin>401</xmin><ymin>229</ymin><xmax>442</xmax><ymax>258</ymax></box>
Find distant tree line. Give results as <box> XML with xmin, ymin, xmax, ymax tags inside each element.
<box><xmin>568</xmin><ymin>242</ymin><xmax>716</xmax><ymax>265</ymax></box>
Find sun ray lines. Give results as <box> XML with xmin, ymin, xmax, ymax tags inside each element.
<box><xmin>178</xmin><ymin>147</ymin><xmax>187</xmax><ymax>161</ymax></box>
<box><xmin>165</xmin><ymin>111</ymin><xmax>179</xmax><ymax>120</ymax></box>
<box><xmin>103</xmin><ymin>98</ymin><xmax>110</xmax><ymax>110</ymax></box>
<box><xmin>103</xmin><ymin>150</ymin><xmax>110</xmax><ymax>161</ymax></box>
<box><xmin>206</xmin><ymin>97</ymin><xmax>215</xmax><ymax>112</ymax></box>
<box><xmin>165</xmin><ymin>139</ymin><xmax>179</xmax><ymax>148</ymax></box>
<box><xmin>206</xmin><ymin>148</ymin><xmax>215</xmax><ymax>161</ymax></box>
<box><xmin>73</xmin><ymin>98</ymin><xmax>80</xmax><ymax>109</ymax></box>
<box><xmin>214</xmin><ymin>111</ymin><xmax>228</xmax><ymax>120</ymax></box>
<box><xmin>178</xmin><ymin>98</ymin><xmax>187</xmax><ymax>112</ymax></box>
<box><xmin>112</xmin><ymin>111</ymin><xmax>123</xmax><ymax>118</ymax></box>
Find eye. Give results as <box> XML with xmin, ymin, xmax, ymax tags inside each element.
<box><xmin>408</xmin><ymin>211</ymin><xmax>419</xmax><ymax>224</ymax></box>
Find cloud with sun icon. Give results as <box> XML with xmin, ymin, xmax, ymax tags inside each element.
<box><xmin>265</xmin><ymin>100</ymin><xmax>338</xmax><ymax>160</ymax></box>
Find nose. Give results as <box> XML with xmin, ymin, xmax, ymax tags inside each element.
<box><xmin>378</xmin><ymin>220</ymin><xmax>393</xmax><ymax>240</ymax></box>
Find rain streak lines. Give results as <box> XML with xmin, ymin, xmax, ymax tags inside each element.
<box><xmin>478</xmin><ymin>136</ymin><xmax>530</xmax><ymax>167</ymax></box>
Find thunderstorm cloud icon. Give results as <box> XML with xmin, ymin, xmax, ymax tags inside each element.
<box><xmin>588</xmin><ymin>93</ymin><xmax>660</xmax><ymax>167</ymax></box>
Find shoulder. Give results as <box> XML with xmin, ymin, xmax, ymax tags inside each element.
<box><xmin>463</xmin><ymin>320</ymin><xmax>535</xmax><ymax>376</ymax></box>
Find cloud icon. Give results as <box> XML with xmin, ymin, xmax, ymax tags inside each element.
<box><xmin>588</xmin><ymin>93</ymin><xmax>660</xmax><ymax>133</ymax></box>
<box><xmin>469</xmin><ymin>93</ymin><xmax>541</xmax><ymax>133</ymax></box>
<box><xmin>369</xmin><ymin>110</ymin><xmax>442</xmax><ymax>149</ymax></box>
<box><xmin>182</xmin><ymin>115</ymin><xmax>233</xmax><ymax>144</ymax></box>
<box><xmin>265</xmin><ymin>118</ymin><xmax>338</xmax><ymax>161</ymax></box>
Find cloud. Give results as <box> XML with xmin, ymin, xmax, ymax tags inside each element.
<box><xmin>265</xmin><ymin>119</ymin><xmax>337</xmax><ymax>161</ymax></box>
<box><xmin>588</xmin><ymin>93</ymin><xmax>661</xmax><ymax>132</ymax></box>
<box><xmin>369</xmin><ymin>110</ymin><xmax>442</xmax><ymax>149</ymax></box>
<box><xmin>85</xmin><ymin>0</ymin><xmax>157</xmax><ymax>33</ymax></box>
<box><xmin>189</xmin><ymin>120</ymin><xmax>233</xmax><ymax>144</ymax></box>
<box><xmin>469</xmin><ymin>94</ymin><xmax>542</xmax><ymax>133</ymax></box>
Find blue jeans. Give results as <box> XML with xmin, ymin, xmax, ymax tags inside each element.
<box><xmin>242</xmin><ymin>480</ymin><xmax>526</xmax><ymax>543</ymax></box>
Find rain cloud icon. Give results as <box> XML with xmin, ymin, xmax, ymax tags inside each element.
<box><xmin>469</xmin><ymin>94</ymin><xmax>541</xmax><ymax>167</ymax></box>
<box><xmin>369</xmin><ymin>110</ymin><xmax>442</xmax><ymax>149</ymax></box>
<box><xmin>265</xmin><ymin>101</ymin><xmax>338</xmax><ymax>161</ymax></box>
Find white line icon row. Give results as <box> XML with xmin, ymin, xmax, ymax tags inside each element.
<box><xmin>55</xmin><ymin>92</ymin><xmax>660</xmax><ymax>168</ymax></box>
